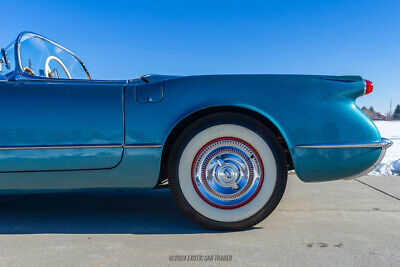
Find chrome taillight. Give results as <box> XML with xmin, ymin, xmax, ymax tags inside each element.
<box><xmin>364</xmin><ymin>80</ymin><xmax>373</xmax><ymax>95</ymax></box>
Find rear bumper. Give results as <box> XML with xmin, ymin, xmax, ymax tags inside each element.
<box><xmin>294</xmin><ymin>138</ymin><xmax>393</xmax><ymax>181</ymax></box>
<box><xmin>342</xmin><ymin>138</ymin><xmax>392</xmax><ymax>179</ymax></box>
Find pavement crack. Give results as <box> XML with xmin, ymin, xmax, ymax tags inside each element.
<box><xmin>355</xmin><ymin>179</ymin><xmax>400</xmax><ymax>202</ymax></box>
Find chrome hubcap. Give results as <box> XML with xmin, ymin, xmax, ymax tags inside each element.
<box><xmin>191</xmin><ymin>137</ymin><xmax>264</xmax><ymax>209</ymax></box>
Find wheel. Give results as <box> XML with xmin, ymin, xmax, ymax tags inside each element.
<box><xmin>167</xmin><ymin>112</ymin><xmax>287</xmax><ymax>231</ymax></box>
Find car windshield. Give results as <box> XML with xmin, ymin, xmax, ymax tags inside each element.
<box><xmin>18</xmin><ymin>33</ymin><xmax>90</xmax><ymax>80</ymax></box>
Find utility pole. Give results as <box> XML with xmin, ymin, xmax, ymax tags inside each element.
<box><xmin>390</xmin><ymin>99</ymin><xmax>392</xmax><ymax>120</ymax></box>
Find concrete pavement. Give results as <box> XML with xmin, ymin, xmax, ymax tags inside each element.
<box><xmin>0</xmin><ymin>175</ymin><xmax>398</xmax><ymax>266</ymax></box>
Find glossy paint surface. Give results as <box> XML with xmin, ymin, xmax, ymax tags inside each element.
<box><xmin>0</xmin><ymin>148</ymin><xmax>123</xmax><ymax>172</ymax></box>
<box><xmin>0</xmin><ymin>71</ymin><xmax>383</xmax><ymax>192</ymax></box>
<box><xmin>124</xmin><ymin>74</ymin><xmax>381</xmax><ymax>182</ymax></box>
<box><xmin>0</xmin><ymin>79</ymin><xmax>124</xmax><ymax>171</ymax></box>
<box><xmin>0</xmin><ymin>147</ymin><xmax>162</xmax><ymax>193</ymax></box>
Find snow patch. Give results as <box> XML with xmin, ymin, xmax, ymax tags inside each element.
<box><xmin>369</xmin><ymin>121</ymin><xmax>400</xmax><ymax>176</ymax></box>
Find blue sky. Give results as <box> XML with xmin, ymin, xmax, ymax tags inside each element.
<box><xmin>1</xmin><ymin>0</ymin><xmax>399</xmax><ymax>113</ymax></box>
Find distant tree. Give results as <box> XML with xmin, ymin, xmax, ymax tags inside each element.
<box><xmin>369</xmin><ymin>106</ymin><xmax>375</xmax><ymax>113</ymax></box>
<box><xmin>393</xmin><ymin>104</ymin><xmax>400</xmax><ymax>120</ymax></box>
<box><xmin>361</xmin><ymin>107</ymin><xmax>368</xmax><ymax>115</ymax></box>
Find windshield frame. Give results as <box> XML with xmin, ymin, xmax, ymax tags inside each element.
<box><xmin>0</xmin><ymin>39</ymin><xmax>17</xmax><ymax>78</ymax></box>
<box><xmin>14</xmin><ymin>32</ymin><xmax>91</xmax><ymax>80</ymax></box>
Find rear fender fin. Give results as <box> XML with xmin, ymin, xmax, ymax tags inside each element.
<box><xmin>320</xmin><ymin>76</ymin><xmax>365</xmax><ymax>99</ymax></box>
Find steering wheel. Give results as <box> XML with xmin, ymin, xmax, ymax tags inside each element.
<box><xmin>45</xmin><ymin>56</ymin><xmax>72</xmax><ymax>79</ymax></box>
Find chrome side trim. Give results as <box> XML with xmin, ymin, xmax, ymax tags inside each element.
<box><xmin>295</xmin><ymin>138</ymin><xmax>393</xmax><ymax>180</ymax></box>
<box><xmin>0</xmin><ymin>144</ymin><xmax>162</xmax><ymax>151</ymax></box>
<box><xmin>0</xmin><ymin>145</ymin><xmax>122</xmax><ymax>151</ymax></box>
<box><xmin>296</xmin><ymin>138</ymin><xmax>393</xmax><ymax>149</ymax></box>
<box><xmin>124</xmin><ymin>144</ymin><xmax>162</xmax><ymax>149</ymax></box>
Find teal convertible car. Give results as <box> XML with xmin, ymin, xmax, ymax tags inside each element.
<box><xmin>0</xmin><ymin>32</ymin><xmax>392</xmax><ymax>230</ymax></box>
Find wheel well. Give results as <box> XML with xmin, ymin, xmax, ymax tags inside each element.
<box><xmin>157</xmin><ymin>106</ymin><xmax>293</xmax><ymax>186</ymax></box>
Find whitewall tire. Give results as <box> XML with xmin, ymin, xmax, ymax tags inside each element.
<box><xmin>168</xmin><ymin>112</ymin><xmax>287</xmax><ymax>230</ymax></box>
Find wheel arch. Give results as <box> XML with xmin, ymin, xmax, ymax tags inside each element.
<box><xmin>157</xmin><ymin>106</ymin><xmax>293</xmax><ymax>186</ymax></box>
